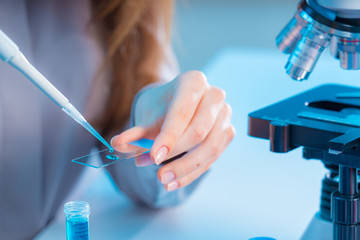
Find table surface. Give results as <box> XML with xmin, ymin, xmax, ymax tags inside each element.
<box><xmin>35</xmin><ymin>48</ymin><xmax>360</xmax><ymax>240</ymax></box>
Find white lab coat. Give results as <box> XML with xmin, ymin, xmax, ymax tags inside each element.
<box><xmin>0</xmin><ymin>0</ymin><xmax>201</xmax><ymax>239</ymax></box>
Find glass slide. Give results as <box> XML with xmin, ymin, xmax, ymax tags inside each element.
<box><xmin>72</xmin><ymin>138</ymin><xmax>154</xmax><ymax>168</ymax></box>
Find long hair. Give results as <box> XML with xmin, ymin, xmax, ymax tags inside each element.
<box><xmin>90</xmin><ymin>0</ymin><xmax>173</xmax><ymax>139</ymax></box>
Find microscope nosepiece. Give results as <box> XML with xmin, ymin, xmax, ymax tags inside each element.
<box><xmin>277</xmin><ymin>0</ymin><xmax>360</xmax><ymax>81</ymax></box>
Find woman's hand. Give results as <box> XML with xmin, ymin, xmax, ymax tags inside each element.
<box><xmin>111</xmin><ymin>71</ymin><xmax>235</xmax><ymax>191</ymax></box>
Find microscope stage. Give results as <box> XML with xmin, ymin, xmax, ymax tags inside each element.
<box><xmin>248</xmin><ymin>84</ymin><xmax>360</xmax><ymax>166</ymax></box>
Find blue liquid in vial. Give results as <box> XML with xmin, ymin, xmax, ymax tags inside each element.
<box><xmin>66</xmin><ymin>218</ymin><xmax>89</xmax><ymax>240</ymax></box>
<box><xmin>64</xmin><ymin>201</ymin><xmax>90</xmax><ymax>240</ymax></box>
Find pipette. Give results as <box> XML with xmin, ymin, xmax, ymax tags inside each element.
<box><xmin>0</xmin><ymin>29</ymin><xmax>113</xmax><ymax>152</ymax></box>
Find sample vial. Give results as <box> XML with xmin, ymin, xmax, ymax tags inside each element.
<box><xmin>64</xmin><ymin>201</ymin><xmax>91</xmax><ymax>240</ymax></box>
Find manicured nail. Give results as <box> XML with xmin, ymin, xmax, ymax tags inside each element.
<box><xmin>161</xmin><ymin>171</ymin><xmax>176</xmax><ymax>184</ymax></box>
<box><xmin>166</xmin><ymin>181</ymin><xmax>179</xmax><ymax>191</ymax></box>
<box><xmin>155</xmin><ymin>146</ymin><xmax>168</xmax><ymax>165</ymax></box>
<box><xmin>110</xmin><ymin>136</ymin><xmax>118</xmax><ymax>146</ymax></box>
<box><xmin>135</xmin><ymin>154</ymin><xmax>153</xmax><ymax>167</ymax></box>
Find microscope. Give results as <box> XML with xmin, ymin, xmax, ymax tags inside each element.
<box><xmin>248</xmin><ymin>0</ymin><xmax>360</xmax><ymax>239</ymax></box>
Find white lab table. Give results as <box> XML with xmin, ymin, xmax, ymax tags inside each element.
<box><xmin>35</xmin><ymin>48</ymin><xmax>360</xmax><ymax>240</ymax></box>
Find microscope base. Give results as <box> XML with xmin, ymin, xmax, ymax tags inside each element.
<box><xmin>300</xmin><ymin>212</ymin><xmax>332</xmax><ymax>240</ymax></box>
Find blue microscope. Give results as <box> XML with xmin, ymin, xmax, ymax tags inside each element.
<box><xmin>249</xmin><ymin>1</ymin><xmax>360</xmax><ymax>239</ymax></box>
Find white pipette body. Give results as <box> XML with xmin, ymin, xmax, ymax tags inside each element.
<box><xmin>0</xmin><ymin>29</ymin><xmax>113</xmax><ymax>152</ymax></box>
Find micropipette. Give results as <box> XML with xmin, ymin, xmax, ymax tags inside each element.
<box><xmin>0</xmin><ymin>29</ymin><xmax>113</xmax><ymax>152</ymax></box>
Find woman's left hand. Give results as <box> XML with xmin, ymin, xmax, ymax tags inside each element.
<box><xmin>111</xmin><ymin>71</ymin><xmax>235</xmax><ymax>191</ymax></box>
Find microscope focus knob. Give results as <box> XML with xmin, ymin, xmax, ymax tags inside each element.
<box><xmin>331</xmin><ymin>192</ymin><xmax>360</xmax><ymax>239</ymax></box>
<box><xmin>269</xmin><ymin>122</ymin><xmax>290</xmax><ymax>153</ymax></box>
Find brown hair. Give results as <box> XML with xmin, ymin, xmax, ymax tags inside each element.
<box><xmin>90</xmin><ymin>0</ymin><xmax>173</xmax><ymax>139</ymax></box>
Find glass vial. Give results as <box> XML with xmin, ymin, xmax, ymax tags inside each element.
<box><xmin>64</xmin><ymin>201</ymin><xmax>91</xmax><ymax>240</ymax></box>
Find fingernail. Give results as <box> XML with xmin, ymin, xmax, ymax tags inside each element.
<box><xmin>161</xmin><ymin>171</ymin><xmax>176</xmax><ymax>184</ymax></box>
<box><xmin>166</xmin><ymin>181</ymin><xmax>179</xmax><ymax>192</ymax></box>
<box><xmin>155</xmin><ymin>146</ymin><xmax>168</xmax><ymax>165</ymax></box>
<box><xmin>110</xmin><ymin>135</ymin><xmax>118</xmax><ymax>146</ymax></box>
<box><xmin>136</xmin><ymin>154</ymin><xmax>154</xmax><ymax>167</ymax></box>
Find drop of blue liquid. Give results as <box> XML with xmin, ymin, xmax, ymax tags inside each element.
<box><xmin>106</xmin><ymin>154</ymin><xmax>119</xmax><ymax>160</ymax></box>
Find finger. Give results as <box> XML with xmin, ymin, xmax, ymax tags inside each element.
<box><xmin>168</xmin><ymin>86</ymin><xmax>225</xmax><ymax>158</ymax></box>
<box><xmin>158</xmin><ymin>103</ymin><xmax>235</xmax><ymax>190</ymax></box>
<box><xmin>134</xmin><ymin>153</ymin><xmax>154</xmax><ymax>167</ymax></box>
<box><xmin>164</xmin><ymin>161</ymin><xmax>212</xmax><ymax>191</ymax></box>
<box><xmin>111</xmin><ymin>127</ymin><xmax>156</xmax><ymax>166</ymax></box>
<box><xmin>110</xmin><ymin>126</ymin><xmax>150</xmax><ymax>148</ymax></box>
<box><xmin>164</xmin><ymin>125</ymin><xmax>235</xmax><ymax>191</ymax></box>
<box><xmin>151</xmin><ymin>71</ymin><xmax>208</xmax><ymax>164</ymax></box>
<box><xmin>159</xmin><ymin>103</ymin><xmax>233</xmax><ymax>181</ymax></box>
<box><xmin>163</xmin><ymin>125</ymin><xmax>235</xmax><ymax>191</ymax></box>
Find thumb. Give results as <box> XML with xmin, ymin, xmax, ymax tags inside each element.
<box><xmin>110</xmin><ymin>126</ymin><xmax>151</xmax><ymax>152</ymax></box>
